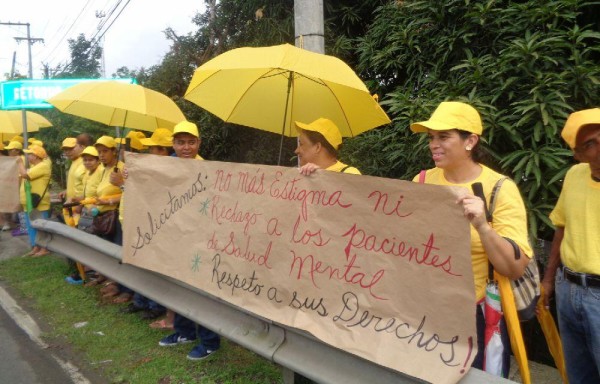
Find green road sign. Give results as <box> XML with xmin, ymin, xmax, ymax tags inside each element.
<box><xmin>0</xmin><ymin>78</ymin><xmax>137</xmax><ymax>110</ymax></box>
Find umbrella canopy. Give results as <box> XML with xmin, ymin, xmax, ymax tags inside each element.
<box><xmin>0</xmin><ymin>110</ymin><xmax>53</xmax><ymax>134</ymax></box>
<box><xmin>46</xmin><ymin>81</ymin><xmax>186</xmax><ymax>132</ymax></box>
<box><xmin>184</xmin><ymin>44</ymin><xmax>390</xmax><ymax>139</ymax></box>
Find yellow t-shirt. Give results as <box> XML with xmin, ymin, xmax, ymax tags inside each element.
<box><xmin>66</xmin><ymin>157</ymin><xmax>86</xmax><ymax>199</ymax></box>
<box><xmin>326</xmin><ymin>160</ymin><xmax>361</xmax><ymax>175</ymax></box>
<box><xmin>414</xmin><ymin>165</ymin><xmax>533</xmax><ymax>301</ymax></box>
<box><xmin>96</xmin><ymin>161</ymin><xmax>124</xmax><ymax>213</ymax></box>
<box><xmin>20</xmin><ymin>159</ymin><xmax>52</xmax><ymax>211</ymax></box>
<box><xmin>550</xmin><ymin>163</ymin><xmax>600</xmax><ymax>274</ymax></box>
<box><xmin>82</xmin><ymin>166</ymin><xmax>103</xmax><ymax>201</ymax></box>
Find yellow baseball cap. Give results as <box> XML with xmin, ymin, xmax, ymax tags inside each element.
<box><xmin>23</xmin><ymin>144</ymin><xmax>47</xmax><ymax>159</ymax></box>
<box><xmin>561</xmin><ymin>108</ymin><xmax>600</xmax><ymax>149</ymax></box>
<box><xmin>81</xmin><ymin>146</ymin><xmax>99</xmax><ymax>157</ymax></box>
<box><xmin>10</xmin><ymin>135</ymin><xmax>24</xmax><ymax>144</ymax></box>
<box><xmin>94</xmin><ymin>135</ymin><xmax>116</xmax><ymax>148</ymax></box>
<box><xmin>173</xmin><ymin>121</ymin><xmax>199</xmax><ymax>138</ymax></box>
<box><xmin>5</xmin><ymin>141</ymin><xmax>23</xmax><ymax>150</ymax></box>
<box><xmin>31</xmin><ymin>140</ymin><xmax>44</xmax><ymax>147</ymax></box>
<box><xmin>61</xmin><ymin>137</ymin><xmax>78</xmax><ymax>149</ymax></box>
<box><xmin>410</xmin><ymin>101</ymin><xmax>483</xmax><ymax>135</ymax></box>
<box><xmin>140</xmin><ymin>128</ymin><xmax>173</xmax><ymax>147</ymax></box>
<box><xmin>117</xmin><ymin>131</ymin><xmax>148</xmax><ymax>151</ymax></box>
<box><xmin>295</xmin><ymin>118</ymin><xmax>343</xmax><ymax>150</ymax></box>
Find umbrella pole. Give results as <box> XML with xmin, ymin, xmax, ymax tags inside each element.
<box><xmin>277</xmin><ymin>73</ymin><xmax>294</xmax><ymax>166</ymax></box>
<box><xmin>21</xmin><ymin>109</ymin><xmax>33</xmax><ymax>213</ymax></box>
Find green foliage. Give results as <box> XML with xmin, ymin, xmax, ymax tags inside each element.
<box><xmin>53</xmin><ymin>34</ymin><xmax>102</xmax><ymax>79</ymax></box>
<box><xmin>351</xmin><ymin>0</ymin><xmax>600</xmax><ymax>239</ymax></box>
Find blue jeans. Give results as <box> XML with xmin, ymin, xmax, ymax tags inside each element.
<box><xmin>25</xmin><ymin>210</ymin><xmax>50</xmax><ymax>247</ymax></box>
<box><xmin>556</xmin><ymin>268</ymin><xmax>600</xmax><ymax>384</ymax></box>
<box><xmin>174</xmin><ymin>313</ymin><xmax>220</xmax><ymax>350</ymax></box>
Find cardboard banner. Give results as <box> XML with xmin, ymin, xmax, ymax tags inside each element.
<box><xmin>123</xmin><ymin>153</ymin><xmax>477</xmax><ymax>383</ymax></box>
<box><xmin>0</xmin><ymin>157</ymin><xmax>20</xmax><ymax>212</ymax></box>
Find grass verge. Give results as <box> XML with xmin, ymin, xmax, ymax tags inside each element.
<box><xmin>0</xmin><ymin>253</ymin><xmax>283</xmax><ymax>384</ymax></box>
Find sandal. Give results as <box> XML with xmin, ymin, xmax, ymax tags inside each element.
<box><xmin>31</xmin><ymin>248</ymin><xmax>50</xmax><ymax>257</ymax></box>
<box><xmin>100</xmin><ymin>281</ymin><xmax>118</xmax><ymax>295</ymax></box>
<box><xmin>149</xmin><ymin>318</ymin><xmax>174</xmax><ymax>330</ymax></box>
<box><xmin>84</xmin><ymin>274</ymin><xmax>107</xmax><ymax>287</ymax></box>
<box><xmin>112</xmin><ymin>292</ymin><xmax>133</xmax><ymax>304</ymax></box>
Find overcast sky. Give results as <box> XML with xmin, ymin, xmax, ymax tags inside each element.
<box><xmin>0</xmin><ymin>0</ymin><xmax>203</xmax><ymax>80</ymax></box>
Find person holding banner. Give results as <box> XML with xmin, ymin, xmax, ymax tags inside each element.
<box><xmin>410</xmin><ymin>101</ymin><xmax>532</xmax><ymax>378</ymax></box>
<box><xmin>543</xmin><ymin>108</ymin><xmax>600</xmax><ymax>384</ymax></box>
<box><xmin>16</xmin><ymin>145</ymin><xmax>52</xmax><ymax>257</ymax></box>
<box><xmin>294</xmin><ymin>118</ymin><xmax>361</xmax><ymax>175</ymax></box>
<box><xmin>158</xmin><ymin>120</ymin><xmax>221</xmax><ymax>361</ymax></box>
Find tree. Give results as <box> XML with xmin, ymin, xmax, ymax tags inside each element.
<box><xmin>347</xmin><ymin>0</ymin><xmax>600</xmax><ymax>239</ymax></box>
<box><xmin>53</xmin><ymin>34</ymin><xmax>102</xmax><ymax>79</ymax></box>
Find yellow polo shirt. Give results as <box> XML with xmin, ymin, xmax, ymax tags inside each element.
<box><xmin>66</xmin><ymin>157</ymin><xmax>86</xmax><ymax>199</ymax></box>
<box><xmin>326</xmin><ymin>160</ymin><xmax>361</xmax><ymax>175</ymax></box>
<box><xmin>96</xmin><ymin>161</ymin><xmax>124</xmax><ymax>213</ymax></box>
<box><xmin>550</xmin><ymin>163</ymin><xmax>600</xmax><ymax>274</ymax></box>
<box><xmin>414</xmin><ymin>165</ymin><xmax>533</xmax><ymax>301</ymax></box>
<box><xmin>20</xmin><ymin>159</ymin><xmax>52</xmax><ymax>211</ymax></box>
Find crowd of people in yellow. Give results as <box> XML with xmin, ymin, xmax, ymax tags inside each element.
<box><xmin>1</xmin><ymin>102</ymin><xmax>599</xmax><ymax>382</ymax></box>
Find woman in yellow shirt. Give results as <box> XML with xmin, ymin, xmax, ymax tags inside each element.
<box><xmin>17</xmin><ymin>145</ymin><xmax>51</xmax><ymax>256</ymax></box>
<box><xmin>92</xmin><ymin>136</ymin><xmax>124</xmax><ymax>243</ymax></box>
<box><xmin>410</xmin><ymin>101</ymin><xmax>532</xmax><ymax>378</ymax></box>
<box><xmin>294</xmin><ymin>118</ymin><xmax>361</xmax><ymax>175</ymax></box>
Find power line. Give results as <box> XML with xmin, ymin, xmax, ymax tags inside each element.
<box><xmin>41</xmin><ymin>0</ymin><xmax>93</xmax><ymax>64</ymax></box>
<box><xmin>55</xmin><ymin>0</ymin><xmax>131</xmax><ymax>77</ymax></box>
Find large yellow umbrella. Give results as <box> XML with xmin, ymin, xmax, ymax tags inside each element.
<box><xmin>184</xmin><ymin>44</ymin><xmax>390</xmax><ymax>161</ymax></box>
<box><xmin>0</xmin><ymin>110</ymin><xmax>53</xmax><ymax>134</ymax></box>
<box><xmin>46</xmin><ymin>81</ymin><xmax>186</xmax><ymax>132</ymax></box>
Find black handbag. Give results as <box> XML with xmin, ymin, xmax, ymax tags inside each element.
<box><xmin>31</xmin><ymin>178</ymin><xmax>50</xmax><ymax>209</ymax></box>
<box><xmin>92</xmin><ymin>210</ymin><xmax>118</xmax><ymax>236</ymax></box>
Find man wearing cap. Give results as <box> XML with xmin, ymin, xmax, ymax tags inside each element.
<box><xmin>158</xmin><ymin>120</ymin><xmax>221</xmax><ymax>361</ymax></box>
<box><xmin>295</xmin><ymin>118</ymin><xmax>360</xmax><ymax>175</ymax></box>
<box><xmin>59</xmin><ymin>137</ymin><xmax>86</xmax><ymax>206</ymax></box>
<box><xmin>17</xmin><ymin>145</ymin><xmax>51</xmax><ymax>256</ymax></box>
<box><xmin>542</xmin><ymin>108</ymin><xmax>600</xmax><ymax>384</ymax></box>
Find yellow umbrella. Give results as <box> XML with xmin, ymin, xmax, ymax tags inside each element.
<box><xmin>184</xmin><ymin>44</ymin><xmax>390</xmax><ymax>161</ymax></box>
<box><xmin>46</xmin><ymin>81</ymin><xmax>186</xmax><ymax>132</ymax></box>
<box><xmin>0</xmin><ymin>110</ymin><xmax>53</xmax><ymax>134</ymax></box>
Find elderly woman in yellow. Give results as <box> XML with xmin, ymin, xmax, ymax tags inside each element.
<box><xmin>16</xmin><ymin>145</ymin><xmax>51</xmax><ymax>256</ymax></box>
<box><xmin>410</xmin><ymin>101</ymin><xmax>532</xmax><ymax>377</ymax></box>
<box><xmin>92</xmin><ymin>136</ymin><xmax>124</xmax><ymax>242</ymax></box>
<box><xmin>294</xmin><ymin>118</ymin><xmax>361</xmax><ymax>175</ymax></box>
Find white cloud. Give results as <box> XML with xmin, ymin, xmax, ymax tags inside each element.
<box><xmin>0</xmin><ymin>0</ymin><xmax>203</xmax><ymax>79</ymax></box>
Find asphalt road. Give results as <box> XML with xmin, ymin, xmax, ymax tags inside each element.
<box><xmin>0</xmin><ymin>303</ymin><xmax>75</xmax><ymax>384</ymax></box>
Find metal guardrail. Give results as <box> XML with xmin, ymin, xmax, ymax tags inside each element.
<box><xmin>33</xmin><ymin>219</ymin><xmax>513</xmax><ymax>384</ymax></box>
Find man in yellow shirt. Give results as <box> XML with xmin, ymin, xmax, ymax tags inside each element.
<box><xmin>158</xmin><ymin>121</ymin><xmax>221</xmax><ymax>361</ymax></box>
<box><xmin>543</xmin><ymin>108</ymin><xmax>600</xmax><ymax>384</ymax></box>
<box><xmin>59</xmin><ymin>137</ymin><xmax>86</xmax><ymax>205</ymax></box>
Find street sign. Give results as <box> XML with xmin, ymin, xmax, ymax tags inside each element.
<box><xmin>0</xmin><ymin>78</ymin><xmax>137</xmax><ymax>110</ymax></box>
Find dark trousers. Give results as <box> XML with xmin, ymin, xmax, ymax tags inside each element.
<box><xmin>174</xmin><ymin>313</ymin><xmax>220</xmax><ymax>350</ymax></box>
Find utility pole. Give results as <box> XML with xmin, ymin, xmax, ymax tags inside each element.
<box><xmin>294</xmin><ymin>0</ymin><xmax>324</xmax><ymax>54</ymax></box>
<box><xmin>0</xmin><ymin>22</ymin><xmax>44</xmax><ymax>78</ymax></box>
